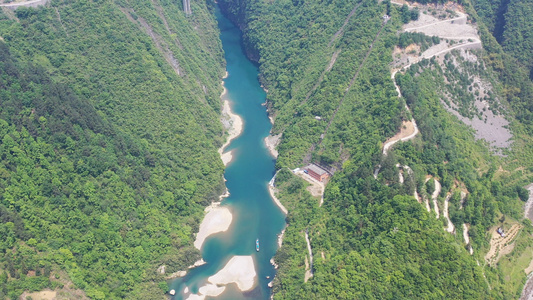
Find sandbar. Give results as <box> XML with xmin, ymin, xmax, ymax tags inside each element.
<box><xmin>186</xmin><ymin>294</ymin><xmax>205</xmax><ymax>300</ymax></box>
<box><xmin>199</xmin><ymin>284</ymin><xmax>226</xmax><ymax>297</ymax></box>
<box><xmin>208</xmin><ymin>255</ymin><xmax>257</xmax><ymax>291</ymax></box>
<box><xmin>218</xmin><ymin>97</ymin><xmax>243</xmax><ymax>166</ymax></box>
<box><xmin>194</xmin><ymin>203</ymin><xmax>233</xmax><ymax>250</ymax></box>
<box><xmin>221</xmin><ymin>149</ymin><xmax>234</xmax><ymax>167</ymax></box>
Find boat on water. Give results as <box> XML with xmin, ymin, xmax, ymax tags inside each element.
<box><xmin>256</xmin><ymin>239</ymin><xmax>260</xmax><ymax>252</ymax></box>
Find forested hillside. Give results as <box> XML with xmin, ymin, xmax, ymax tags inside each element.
<box><xmin>0</xmin><ymin>0</ymin><xmax>226</xmax><ymax>299</ymax></box>
<box><xmin>472</xmin><ymin>0</ymin><xmax>533</xmax><ymax>78</ymax></box>
<box><xmin>469</xmin><ymin>0</ymin><xmax>533</xmax><ymax>132</ymax></box>
<box><xmin>219</xmin><ymin>0</ymin><xmax>533</xmax><ymax>298</ymax></box>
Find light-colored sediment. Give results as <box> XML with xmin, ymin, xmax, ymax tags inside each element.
<box><xmin>186</xmin><ymin>294</ymin><xmax>205</xmax><ymax>300</ymax></box>
<box><xmin>194</xmin><ymin>203</ymin><xmax>233</xmax><ymax>250</ymax></box>
<box><xmin>190</xmin><ymin>259</ymin><xmax>206</xmax><ymax>268</ymax></box>
<box><xmin>208</xmin><ymin>256</ymin><xmax>257</xmax><ymax>291</ymax></box>
<box><xmin>198</xmin><ymin>284</ymin><xmax>226</xmax><ymax>297</ymax></box>
<box><xmin>187</xmin><ymin>256</ymin><xmax>257</xmax><ymax>299</ymax></box>
<box><xmin>264</xmin><ymin>133</ymin><xmax>282</xmax><ymax>158</ymax></box>
<box><xmin>221</xmin><ymin>149</ymin><xmax>234</xmax><ymax>167</ymax></box>
<box><xmin>219</xmin><ymin>91</ymin><xmax>243</xmax><ymax>166</ymax></box>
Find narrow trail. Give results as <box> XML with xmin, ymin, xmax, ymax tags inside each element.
<box><xmin>522</xmin><ymin>183</ymin><xmax>533</xmax><ymax>222</ymax></box>
<box><xmin>304</xmin><ymin>229</ymin><xmax>314</xmax><ymax>282</ymax></box>
<box><xmin>0</xmin><ymin>0</ymin><xmax>47</xmax><ymax>8</ymax></box>
<box><xmin>432</xmin><ymin>178</ymin><xmax>441</xmax><ymax>218</ymax></box>
<box><xmin>521</xmin><ymin>273</ymin><xmax>533</xmax><ymax>300</ymax></box>
<box><xmin>404</xmin><ymin>11</ymin><xmax>467</xmax><ymax>32</ymax></box>
<box><xmin>443</xmin><ymin>193</ymin><xmax>455</xmax><ymax>233</ymax></box>
<box><xmin>383</xmin><ymin>38</ymin><xmax>480</xmax><ymax>156</ymax></box>
<box><xmin>328</xmin><ymin>1</ymin><xmax>364</xmax><ymax>47</ymax></box>
<box><xmin>54</xmin><ymin>7</ymin><xmax>69</xmax><ymax>37</ymax></box>
<box><xmin>301</xmin><ymin>50</ymin><xmax>341</xmax><ymax>106</ymax></box>
<box><xmin>318</xmin><ymin>23</ymin><xmax>385</xmax><ymax>146</ymax></box>
<box><xmin>381</xmin><ymin>2</ymin><xmax>482</xmax><ymax>157</ymax></box>
<box><xmin>463</xmin><ymin>223</ymin><xmax>474</xmax><ymax>255</ymax></box>
<box><xmin>301</xmin><ymin>1</ymin><xmax>364</xmax><ymax>106</ymax></box>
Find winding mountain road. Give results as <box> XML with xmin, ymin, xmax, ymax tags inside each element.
<box><xmin>0</xmin><ymin>0</ymin><xmax>47</xmax><ymax>8</ymax></box>
<box><xmin>382</xmin><ymin>6</ymin><xmax>481</xmax><ymax>156</ymax></box>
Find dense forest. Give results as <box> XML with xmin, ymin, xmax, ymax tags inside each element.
<box><xmin>0</xmin><ymin>0</ymin><xmax>226</xmax><ymax>298</ymax></box>
<box><xmin>219</xmin><ymin>0</ymin><xmax>533</xmax><ymax>298</ymax></box>
<box><xmin>1</xmin><ymin>0</ymin><xmax>532</xmax><ymax>298</ymax></box>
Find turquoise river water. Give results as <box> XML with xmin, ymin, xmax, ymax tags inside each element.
<box><xmin>169</xmin><ymin>6</ymin><xmax>286</xmax><ymax>300</ymax></box>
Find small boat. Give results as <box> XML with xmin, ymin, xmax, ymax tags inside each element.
<box><xmin>256</xmin><ymin>239</ymin><xmax>260</xmax><ymax>252</ymax></box>
<box><xmin>169</xmin><ymin>289</ymin><xmax>176</xmax><ymax>296</ymax></box>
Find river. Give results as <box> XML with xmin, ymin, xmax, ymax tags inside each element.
<box><xmin>169</xmin><ymin>6</ymin><xmax>286</xmax><ymax>300</ymax></box>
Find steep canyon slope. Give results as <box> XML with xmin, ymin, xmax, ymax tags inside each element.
<box><xmin>220</xmin><ymin>0</ymin><xmax>533</xmax><ymax>298</ymax></box>
<box><xmin>0</xmin><ymin>0</ymin><xmax>226</xmax><ymax>299</ymax></box>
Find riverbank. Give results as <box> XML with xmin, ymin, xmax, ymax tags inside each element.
<box><xmin>264</xmin><ymin>133</ymin><xmax>281</xmax><ymax>158</ymax></box>
<box><xmin>219</xmin><ymin>78</ymin><xmax>244</xmax><ymax>166</ymax></box>
<box><xmin>268</xmin><ymin>183</ymin><xmax>288</xmax><ymax>215</ymax></box>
